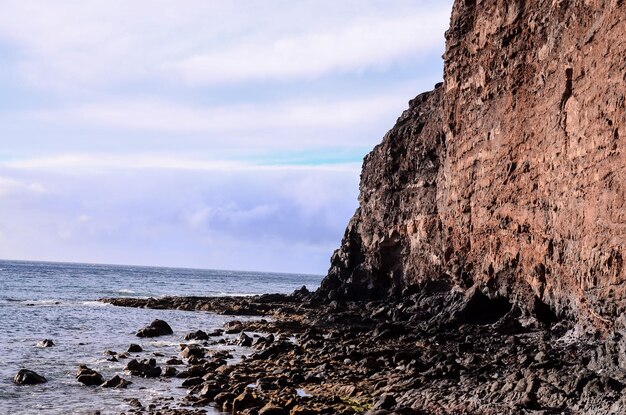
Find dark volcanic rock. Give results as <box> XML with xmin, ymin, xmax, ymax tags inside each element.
<box><xmin>76</xmin><ymin>365</ymin><xmax>104</xmax><ymax>386</ymax></box>
<box><xmin>13</xmin><ymin>369</ymin><xmax>47</xmax><ymax>385</ymax></box>
<box><xmin>125</xmin><ymin>359</ymin><xmax>162</xmax><ymax>378</ymax></box>
<box><xmin>185</xmin><ymin>330</ymin><xmax>209</xmax><ymax>341</ymax></box>
<box><xmin>127</xmin><ymin>343</ymin><xmax>143</xmax><ymax>352</ymax></box>
<box><xmin>136</xmin><ymin>319</ymin><xmax>173</xmax><ymax>337</ymax></box>
<box><xmin>102</xmin><ymin>375</ymin><xmax>131</xmax><ymax>388</ymax></box>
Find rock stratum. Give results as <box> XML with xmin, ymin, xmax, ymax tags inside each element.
<box><xmin>320</xmin><ymin>0</ymin><xmax>626</xmax><ymax>335</ymax></box>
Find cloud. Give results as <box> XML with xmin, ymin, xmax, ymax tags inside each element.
<box><xmin>0</xmin><ymin>1</ymin><xmax>454</xmax><ymax>273</ymax></box>
<box><xmin>29</xmin><ymin>92</ymin><xmax>405</xmax><ymax>133</ymax></box>
<box><xmin>173</xmin><ymin>11</ymin><xmax>450</xmax><ymax>85</ymax></box>
<box><xmin>0</xmin><ymin>162</ymin><xmax>359</xmax><ymax>273</ymax></box>
<box><xmin>0</xmin><ymin>0</ymin><xmax>451</xmax><ymax>89</ymax></box>
<box><xmin>0</xmin><ymin>176</ymin><xmax>45</xmax><ymax>197</ymax></box>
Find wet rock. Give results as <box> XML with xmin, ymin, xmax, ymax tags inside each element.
<box><xmin>237</xmin><ymin>332</ymin><xmax>253</xmax><ymax>347</ymax></box>
<box><xmin>136</xmin><ymin>319</ymin><xmax>173</xmax><ymax>337</ymax></box>
<box><xmin>124</xmin><ymin>359</ymin><xmax>161</xmax><ymax>378</ymax></box>
<box><xmin>181</xmin><ymin>377</ymin><xmax>203</xmax><ymax>387</ymax></box>
<box><xmin>127</xmin><ymin>343</ymin><xmax>143</xmax><ymax>352</ymax></box>
<box><xmin>76</xmin><ymin>365</ymin><xmax>105</xmax><ymax>386</ymax></box>
<box><xmin>163</xmin><ymin>366</ymin><xmax>178</xmax><ymax>377</ymax></box>
<box><xmin>37</xmin><ymin>339</ymin><xmax>55</xmax><ymax>348</ymax></box>
<box><xmin>199</xmin><ymin>382</ymin><xmax>222</xmax><ymax>400</ymax></box>
<box><xmin>13</xmin><ymin>369</ymin><xmax>47</xmax><ymax>385</ymax></box>
<box><xmin>180</xmin><ymin>345</ymin><xmax>205</xmax><ymax>359</ymax></box>
<box><xmin>102</xmin><ymin>375</ymin><xmax>131</xmax><ymax>388</ymax></box>
<box><xmin>224</xmin><ymin>321</ymin><xmax>244</xmax><ymax>334</ymax></box>
<box><xmin>232</xmin><ymin>389</ymin><xmax>261</xmax><ymax>413</ymax></box>
<box><xmin>259</xmin><ymin>404</ymin><xmax>288</xmax><ymax>415</ymax></box>
<box><xmin>214</xmin><ymin>391</ymin><xmax>236</xmax><ymax>407</ymax></box>
<box><xmin>127</xmin><ymin>398</ymin><xmax>143</xmax><ymax>408</ymax></box>
<box><xmin>185</xmin><ymin>330</ymin><xmax>209</xmax><ymax>341</ymax></box>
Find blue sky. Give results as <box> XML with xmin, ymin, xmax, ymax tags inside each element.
<box><xmin>0</xmin><ymin>0</ymin><xmax>453</xmax><ymax>274</ymax></box>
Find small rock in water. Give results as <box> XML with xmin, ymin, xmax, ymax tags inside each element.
<box><xmin>237</xmin><ymin>332</ymin><xmax>253</xmax><ymax>347</ymax></box>
<box><xmin>124</xmin><ymin>359</ymin><xmax>162</xmax><ymax>378</ymax></box>
<box><xmin>180</xmin><ymin>345</ymin><xmax>205</xmax><ymax>359</ymax></box>
<box><xmin>163</xmin><ymin>366</ymin><xmax>178</xmax><ymax>377</ymax></box>
<box><xmin>184</xmin><ymin>330</ymin><xmax>209</xmax><ymax>341</ymax></box>
<box><xmin>36</xmin><ymin>339</ymin><xmax>55</xmax><ymax>348</ymax></box>
<box><xmin>136</xmin><ymin>319</ymin><xmax>173</xmax><ymax>337</ymax></box>
<box><xmin>13</xmin><ymin>369</ymin><xmax>47</xmax><ymax>385</ymax></box>
<box><xmin>101</xmin><ymin>375</ymin><xmax>131</xmax><ymax>388</ymax></box>
<box><xmin>126</xmin><ymin>398</ymin><xmax>143</xmax><ymax>408</ymax></box>
<box><xmin>76</xmin><ymin>365</ymin><xmax>105</xmax><ymax>386</ymax></box>
<box><xmin>127</xmin><ymin>343</ymin><xmax>143</xmax><ymax>352</ymax></box>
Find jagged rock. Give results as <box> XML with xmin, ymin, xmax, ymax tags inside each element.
<box><xmin>13</xmin><ymin>369</ymin><xmax>47</xmax><ymax>385</ymax></box>
<box><xmin>136</xmin><ymin>319</ymin><xmax>173</xmax><ymax>337</ymax></box>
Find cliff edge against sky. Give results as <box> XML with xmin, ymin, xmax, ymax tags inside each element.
<box><xmin>320</xmin><ymin>0</ymin><xmax>626</xmax><ymax>334</ymax></box>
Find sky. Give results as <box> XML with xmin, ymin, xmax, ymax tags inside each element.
<box><xmin>0</xmin><ymin>0</ymin><xmax>453</xmax><ymax>274</ymax></box>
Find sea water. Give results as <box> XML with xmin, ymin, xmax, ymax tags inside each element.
<box><xmin>0</xmin><ymin>260</ymin><xmax>322</xmax><ymax>414</ymax></box>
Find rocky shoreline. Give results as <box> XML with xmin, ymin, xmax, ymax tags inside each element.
<box><xmin>93</xmin><ymin>288</ymin><xmax>626</xmax><ymax>415</ymax></box>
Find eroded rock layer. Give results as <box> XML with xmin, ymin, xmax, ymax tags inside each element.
<box><xmin>320</xmin><ymin>0</ymin><xmax>626</xmax><ymax>332</ymax></box>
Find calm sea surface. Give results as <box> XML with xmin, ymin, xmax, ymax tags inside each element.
<box><xmin>0</xmin><ymin>260</ymin><xmax>322</xmax><ymax>414</ymax></box>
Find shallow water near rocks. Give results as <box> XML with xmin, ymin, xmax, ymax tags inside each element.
<box><xmin>0</xmin><ymin>260</ymin><xmax>322</xmax><ymax>414</ymax></box>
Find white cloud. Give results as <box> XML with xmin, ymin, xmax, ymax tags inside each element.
<box><xmin>0</xmin><ymin>1</ymin><xmax>453</xmax><ymax>272</ymax></box>
<box><xmin>26</xmin><ymin>91</ymin><xmax>410</xmax><ymax>140</ymax></box>
<box><xmin>0</xmin><ymin>163</ymin><xmax>359</xmax><ymax>273</ymax></box>
<box><xmin>0</xmin><ymin>0</ymin><xmax>451</xmax><ymax>89</ymax></box>
<box><xmin>173</xmin><ymin>12</ymin><xmax>450</xmax><ymax>84</ymax></box>
<box><xmin>0</xmin><ymin>176</ymin><xmax>45</xmax><ymax>197</ymax></box>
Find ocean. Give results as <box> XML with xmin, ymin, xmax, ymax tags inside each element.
<box><xmin>0</xmin><ymin>260</ymin><xmax>322</xmax><ymax>414</ymax></box>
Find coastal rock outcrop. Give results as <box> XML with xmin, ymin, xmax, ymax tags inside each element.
<box><xmin>320</xmin><ymin>0</ymin><xmax>626</xmax><ymax>334</ymax></box>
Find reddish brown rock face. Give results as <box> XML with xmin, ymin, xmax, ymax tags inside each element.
<box><xmin>320</xmin><ymin>0</ymin><xmax>626</xmax><ymax>331</ymax></box>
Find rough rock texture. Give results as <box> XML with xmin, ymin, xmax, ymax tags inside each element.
<box><xmin>320</xmin><ymin>0</ymin><xmax>626</xmax><ymax>333</ymax></box>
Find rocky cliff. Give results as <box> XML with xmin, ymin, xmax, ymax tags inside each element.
<box><xmin>319</xmin><ymin>0</ymin><xmax>626</xmax><ymax>333</ymax></box>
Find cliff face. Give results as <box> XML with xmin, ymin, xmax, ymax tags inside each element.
<box><xmin>320</xmin><ymin>0</ymin><xmax>626</xmax><ymax>332</ymax></box>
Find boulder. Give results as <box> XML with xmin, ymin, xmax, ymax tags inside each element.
<box><xmin>124</xmin><ymin>359</ymin><xmax>161</xmax><ymax>378</ymax></box>
<box><xmin>136</xmin><ymin>319</ymin><xmax>173</xmax><ymax>337</ymax></box>
<box><xmin>13</xmin><ymin>369</ymin><xmax>47</xmax><ymax>385</ymax></box>
<box><xmin>102</xmin><ymin>375</ymin><xmax>131</xmax><ymax>388</ymax></box>
<box><xmin>184</xmin><ymin>330</ymin><xmax>209</xmax><ymax>341</ymax></box>
<box><xmin>127</xmin><ymin>343</ymin><xmax>143</xmax><ymax>352</ymax></box>
<box><xmin>76</xmin><ymin>365</ymin><xmax>104</xmax><ymax>386</ymax></box>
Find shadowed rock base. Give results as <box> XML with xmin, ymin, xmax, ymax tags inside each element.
<box><xmin>103</xmin><ymin>291</ymin><xmax>626</xmax><ymax>414</ymax></box>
